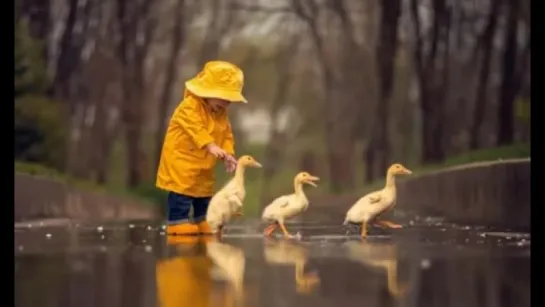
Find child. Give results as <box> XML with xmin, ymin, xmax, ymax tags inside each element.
<box><xmin>156</xmin><ymin>61</ymin><xmax>246</xmax><ymax>235</ymax></box>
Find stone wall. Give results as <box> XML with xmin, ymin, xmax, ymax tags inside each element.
<box><xmin>309</xmin><ymin>159</ymin><xmax>531</xmax><ymax>229</ymax></box>
<box><xmin>15</xmin><ymin>173</ymin><xmax>159</xmax><ymax>223</ymax></box>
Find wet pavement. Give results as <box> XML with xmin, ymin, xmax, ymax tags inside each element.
<box><xmin>14</xmin><ymin>218</ymin><xmax>530</xmax><ymax>307</ymax></box>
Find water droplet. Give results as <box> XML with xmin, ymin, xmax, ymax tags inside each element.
<box><xmin>479</xmin><ymin>233</ymin><xmax>486</xmax><ymax>237</ymax></box>
<box><xmin>506</xmin><ymin>236</ymin><xmax>512</xmax><ymax>240</ymax></box>
<box><xmin>129</xmin><ymin>224</ymin><xmax>135</xmax><ymax>229</ymax></box>
<box><xmin>161</xmin><ymin>225</ymin><xmax>166</xmax><ymax>230</ymax></box>
<box><xmin>146</xmin><ymin>225</ymin><xmax>152</xmax><ymax>231</ymax></box>
<box><xmin>17</xmin><ymin>245</ymin><xmax>24</xmax><ymax>251</ymax></box>
<box><xmin>39</xmin><ymin>222</ymin><xmax>44</xmax><ymax>226</ymax></box>
<box><xmin>159</xmin><ymin>232</ymin><xmax>165</xmax><ymax>236</ymax></box>
<box><xmin>420</xmin><ymin>259</ymin><xmax>431</xmax><ymax>269</ymax></box>
<box><xmin>142</xmin><ymin>239</ymin><xmax>147</xmax><ymax>243</ymax></box>
<box><xmin>97</xmin><ymin>226</ymin><xmax>104</xmax><ymax>233</ymax></box>
<box><xmin>46</xmin><ymin>233</ymin><xmax>52</xmax><ymax>239</ymax></box>
<box><xmin>101</xmin><ymin>235</ymin><xmax>105</xmax><ymax>240</ymax></box>
<box><xmin>145</xmin><ymin>245</ymin><xmax>152</xmax><ymax>252</ymax></box>
<box><xmin>409</xmin><ymin>220</ymin><xmax>415</xmax><ymax>226</ymax></box>
<box><xmin>27</xmin><ymin>224</ymin><xmax>32</xmax><ymax>229</ymax></box>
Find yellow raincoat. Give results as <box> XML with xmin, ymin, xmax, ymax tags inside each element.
<box><xmin>156</xmin><ymin>61</ymin><xmax>247</xmax><ymax>197</ymax></box>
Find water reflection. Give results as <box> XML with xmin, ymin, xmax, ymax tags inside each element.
<box><xmin>206</xmin><ymin>239</ymin><xmax>246</xmax><ymax>306</ymax></box>
<box><xmin>344</xmin><ymin>241</ymin><xmax>407</xmax><ymax>298</ymax></box>
<box><xmin>157</xmin><ymin>236</ymin><xmax>248</xmax><ymax>307</ymax></box>
<box><xmin>263</xmin><ymin>238</ymin><xmax>320</xmax><ymax>294</ymax></box>
<box><xmin>14</xmin><ymin>221</ymin><xmax>531</xmax><ymax>307</ymax></box>
<box><xmin>156</xmin><ymin>236</ymin><xmax>214</xmax><ymax>307</ymax></box>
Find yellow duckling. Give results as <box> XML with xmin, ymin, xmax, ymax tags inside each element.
<box><xmin>206</xmin><ymin>241</ymin><xmax>246</xmax><ymax>306</ymax></box>
<box><xmin>343</xmin><ymin>163</ymin><xmax>412</xmax><ymax>238</ymax></box>
<box><xmin>344</xmin><ymin>241</ymin><xmax>408</xmax><ymax>298</ymax></box>
<box><xmin>264</xmin><ymin>238</ymin><xmax>320</xmax><ymax>294</ymax></box>
<box><xmin>261</xmin><ymin>172</ymin><xmax>320</xmax><ymax>238</ymax></box>
<box><xmin>206</xmin><ymin>155</ymin><xmax>262</xmax><ymax>236</ymax></box>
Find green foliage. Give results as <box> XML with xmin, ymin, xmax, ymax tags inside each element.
<box><xmin>14</xmin><ymin>19</ymin><xmax>49</xmax><ymax>97</ymax></box>
<box><xmin>14</xmin><ymin>18</ymin><xmax>67</xmax><ymax>170</ymax></box>
<box><xmin>15</xmin><ymin>96</ymin><xmax>67</xmax><ymax>168</ymax></box>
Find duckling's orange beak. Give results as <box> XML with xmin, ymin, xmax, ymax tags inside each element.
<box><xmin>251</xmin><ymin>161</ymin><xmax>262</xmax><ymax>168</ymax></box>
<box><xmin>304</xmin><ymin>176</ymin><xmax>320</xmax><ymax>187</ymax></box>
<box><xmin>401</xmin><ymin>167</ymin><xmax>412</xmax><ymax>175</ymax></box>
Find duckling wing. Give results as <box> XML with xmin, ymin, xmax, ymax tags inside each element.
<box><xmin>261</xmin><ymin>195</ymin><xmax>291</xmax><ymax>220</ymax></box>
<box><xmin>344</xmin><ymin>191</ymin><xmax>383</xmax><ymax>223</ymax></box>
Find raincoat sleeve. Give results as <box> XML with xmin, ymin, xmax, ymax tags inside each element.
<box><xmin>223</xmin><ymin>119</ymin><xmax>235</xmax><ymax>156</ymax></box>
<box><xmin>175</xmin><ymin>99</ymin><xmax>215</xmax><ymax>149</ymax></box>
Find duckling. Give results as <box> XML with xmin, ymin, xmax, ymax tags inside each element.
<box><xmin>264</xmin><ymin>238</ymin><xmax>320</xmax><ymax>294</ymax></box>
<box><xmin>261</xmin><ymin>172</ymin><xmax>320</xmax><ymax>238</ymax></box>
<box><xmin>206</xmin><ymin>155</ymin><xmax>262</xmax><ymax>236</ymax></box>
<box><xmin>344</xmin><ymin>241</ymin><xmax>408</xmax><ymax>298</ymax></box>
<box><xmin>343</xmin><ymin>163</ymin><xmax>412</xmax><ymax>238</ymax></box>
<box><xmin>206</xmin><ymin>241</ymin><xmax>246</xmax><ymax>306</ymax></box>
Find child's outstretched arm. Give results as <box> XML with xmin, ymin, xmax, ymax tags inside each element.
<box><xmin>174</xmin><ymin>99</ymin><xmax>229</xmax><ymax>160</ymax></box>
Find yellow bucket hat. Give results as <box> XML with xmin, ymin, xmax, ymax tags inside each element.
<box><xmin>185</xmin><ymin>61</ymin><xmax>247</xmax><ymax>103</ymax></box>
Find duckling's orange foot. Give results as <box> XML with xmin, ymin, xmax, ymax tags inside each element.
<box><xmin>375</xmin><ymin>220</ymin><xmax>403</xmax><ymax>229</ymax></box>
<box><xmin>263</xmin><ymin>224</ymin><xmax>277</xmax><ymax>237</ymax></box>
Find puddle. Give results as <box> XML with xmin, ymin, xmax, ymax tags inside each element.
<box><xmin>15</xmin><ymin>219</ymin><xmax>530</xmax><ymax>307</ymax></box>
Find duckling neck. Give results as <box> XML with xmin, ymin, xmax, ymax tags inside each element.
<box><xmin>294</xmin><ymin>180</ymin><xmax>305</xmax><ymax>197</ymax></box>
<box><xmin>234</xmin><ymin>165</ymin><xmax>246</xmax><ymax>186</ymax></box>
<box><xmin>385</xmin><ymin>172</ymin><xmax>396</xmax><ymax>189</ymax></box>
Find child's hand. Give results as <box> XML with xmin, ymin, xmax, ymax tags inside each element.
<box><xmin>206</xmin><ymin>143</ymin><xmax>228</xmax><ymax>159</ymax></box>
<box><xmin>224</xmin><ymin>155</ymin><xmax>237</xmax><ymax>173</ymax></box>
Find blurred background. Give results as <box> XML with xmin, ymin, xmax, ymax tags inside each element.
<box><xmin>14</xmin><ymin>0</ymin><xmax>530</xmax><ymax>216</ymax></box>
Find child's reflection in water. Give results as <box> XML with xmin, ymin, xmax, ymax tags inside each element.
<box><xmin>156</xmin><ymin>236</ymin><xmax>247</xmax><ymax>307</ymax></box>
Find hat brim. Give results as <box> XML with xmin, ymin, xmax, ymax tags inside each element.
<box><xmin>185</xmin><ymin>80</ymin><xmax>247</xmax><ymax>103</ymax></box>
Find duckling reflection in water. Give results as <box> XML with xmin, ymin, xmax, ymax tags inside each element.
<box><xmin>344</xmin><ymin>241</ymin><xmax>409</xmax><ymax>298</ymax></box>
<box><xmin>206</xmin><ymin>240</ymin><xmax>247</xmax><ymax>306</ymax></box>
<box><xmin>264</xmin><ymin>238</ymin><xmax>320</xmax><ymax>294</ymax></box>
<box><xmin>156</xmin><ymin>236</ymin><xmax>249</xmax><ymax>307</ymax></box>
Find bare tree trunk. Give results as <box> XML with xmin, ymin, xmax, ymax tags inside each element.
<box><xmin>197</xmin><ymin>0</ymin><xmax>234</xmax><ymax>66</ymax></box>
<box><xmin>410</xmin><ymin>0</ymin><xmax>450</xmax><ymax>163</ymax></box>
<box><xmin>260</xmin><ymin>36</ymin><xmax>299</xmax><ymax>202</ymax></box>
<box><xmin>154</xmin><ymin>0</ymin><xmax>187</xmax><ymax>169</ymax></box>
<box><xmin>366</xmin><ymin>0</ymin><xmax>401</xmax><ymax>182</ymax></box>
<box><xmin>496</xmin><ymin>0</ymin><xmax>520</xmax><ymax>146</ymax></box>
<box><xmin>470</xmin><ymin>1</ymin><xmax>499</xmax><ymax>149</ymax></box>
<box><xmin>116</xmin><ymin>0</ymin><xmax>155</xmax><ymax>188</ymax></box>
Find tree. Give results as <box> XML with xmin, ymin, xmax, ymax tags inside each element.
<box><xmin>15</xmin><ymin>19</ymin><xmax>66</xmax><ymax>169</ymax></box>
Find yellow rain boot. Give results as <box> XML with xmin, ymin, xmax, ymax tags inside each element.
<box><xmin>167</xmin><ymin>222</ymin><xmax>200</xmax><ymax>236</ymax></box>
<box><xmin>197</xmin><ymin>221</ymin><xmax>214</xmax><ymax>235</ymax></box>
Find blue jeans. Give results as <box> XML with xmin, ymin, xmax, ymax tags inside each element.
<box><xmin>167</xmin><ymin>192</ymin><xmax>211</xmax><ymax>224</ymax></box>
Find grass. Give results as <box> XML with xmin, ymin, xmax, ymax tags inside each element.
<box><xmin>15</xmin><ymin>142</ymin><xmax>530</xmax><ymax>217</ymax></box>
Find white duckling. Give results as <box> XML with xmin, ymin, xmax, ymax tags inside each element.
<box><xmin>206</xmin><ymin>155</ymin><xmax>262</xmax><ymax>236</ymax></box>
<box><xmin>206</xmin><ymin>241</ymin><xmax>246</xmax><ymax>305</ymax></box>
<box><xmin>261</xmin><ymin>171</ymin><xmax>320</xmax><ymax>238</ymax></box>
<box><xmin>344</xmin><ymin>241</ymin><xmax>408</xmax><ymax>298</ymax></box>
<box><xmin>264</xmin><ymin>238</ymin><xmax>320</xmax><ymax>294</ymax></box>
<box><xmin>343</xmin><ymin>163</ymin><xmax>412</xmax><ymax>238</ymax></box>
